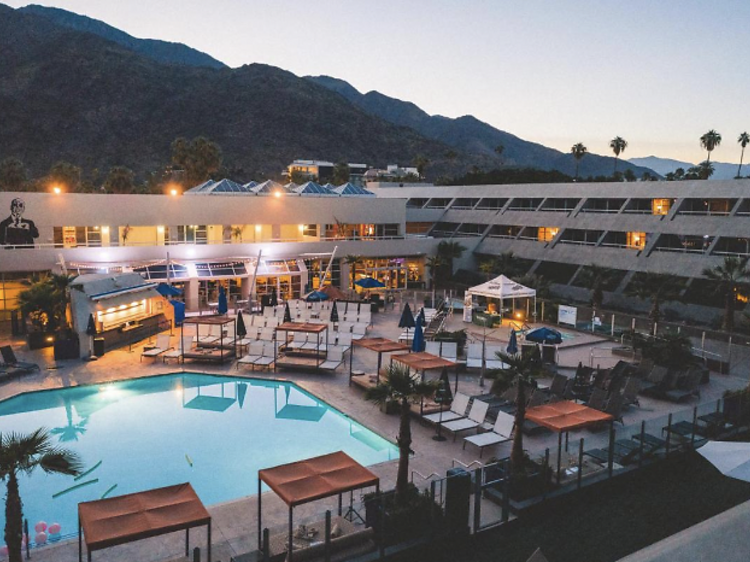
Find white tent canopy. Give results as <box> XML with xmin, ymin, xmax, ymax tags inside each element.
<box><xmin>467</xmin><ymin>274</ymin><xmax>536</xmax><ymax>300</ymax></box>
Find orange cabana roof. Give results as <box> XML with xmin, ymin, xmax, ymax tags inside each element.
<box><xmin>78</xmin><ymin>483</ymin><xmax>210</xmax><ymax>552</ymax></box>
<box><xmin>276</xmin><ymin>322</ymin><xmax>328</xmax><ymax>333</ymax></box>
<box><xmin>258</xmin><ymin>451</ymin><xmax>379</xmax><ymax>507</ymax></box>
<box><xmin>392</xmin><ymin>351</ymin><xmax>456</xmax><ymax>371</ymax></box>
<box><xmin>354</xmin><ymin>337</ymin><xmax>410</xmax><ymax>354</ymax></box>
<box><xmin>525</xmin><ymin>400</ymin><xmax>613</xmax><ymax>432</ymax></box>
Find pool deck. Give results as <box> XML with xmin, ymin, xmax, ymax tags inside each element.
<box><xmin>0</xmin><ymin>304</ymin><xmax>747</xmax><ymax>562</ymax></box>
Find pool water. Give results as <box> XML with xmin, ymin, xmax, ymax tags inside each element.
<box><xmin>0</xmin><ymin>373</ymin><xmax>396</xmax><ymax>543</ymax></box>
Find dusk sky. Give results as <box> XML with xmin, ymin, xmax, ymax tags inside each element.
<box><xmin>7</xmin><ymin>0</ymin><xmax>750</xmax><ymax>163</ymax></box>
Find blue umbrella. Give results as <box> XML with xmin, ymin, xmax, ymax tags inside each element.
<box><xmin>525</xmin><ymin>327</ymin><xmax>563</xmax><ymax>345</ymax></box>
<box><xmin>507</xmin><ymin>329</ymin><xmax>519</xmax><ymax>354</ymax></box>
<box><xmin>412</xmin><ymin>321</ymin><xmax>425</xmax><ymax>352</ymax></box>
<box><xmin>304</xmin><ymin>290</ymin><xmax>329</xmax><ymax>302</ymax></box>
<box><xmin>217</xmin><ymin>286</ymin><xmax>228</xmax><ymax>315</ymax></box>
<box><xmin>356</xmin><ymin>277</ymin><xmax>386</xmax><ymax>289</ymax></box>
<box><xmin>170</xmin><ymin>300</ymin><xmax>186</xmax><ymax>326</ymax></box>
<box><xmin>156</xmin><ymin>282</ymin><xmax>182</xmax><ymax>297</ymax></box>
<box><xmin>416</xmin><ymin>308</ymin><xmax>426</xmax><ymax>327</ymax></box>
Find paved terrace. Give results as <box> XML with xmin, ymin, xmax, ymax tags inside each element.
<box><xmin>0</xmin><ymin>304</ymin><xmax>747</xmax><ymax>562</ymax></box>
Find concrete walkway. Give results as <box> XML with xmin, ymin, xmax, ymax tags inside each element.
<box><xmin>618</xmin><ymin>498</ymin><xmax>750</xmax><ymax>562</ymax></box>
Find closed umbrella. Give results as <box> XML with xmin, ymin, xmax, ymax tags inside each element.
<box><xmin>86</xmin><ymin>314</ymin><xmax>97</xmax><ymax>336</ymax></box>
<box><xmin>218</xmin><ymin>286</ymin><xmax>228</xmax><ymax>315</ymax></box>
<box><xmin>283</xmin><ymin>302</ymin><xmax>292</xmax><ymax>323</ymax></box>
<box><xmin>236</xmin><ymin>311</ymin><xmax>247</xmax><ymax>338</ymax></box>
<box><xmin>304</xmin><ymin>290</ymin><xmax>329</xmax><ymax>302</ymax></box>
<box><xmin>270</xmin><ymin>287</ymin><xmax>278</xmax><ymax>307</ymax></box>
<box><xmin>399</xmin><ymin>302</ymin><xmax>415</xmax><ymax>342</ymax></box>
<box><xmin>416</xmin><ymin>308</ymin><xmax>426</xmax><ymax>327</ymax></box>
<box><xmin>507</xmin><ymin>329</ymin><xmax>519</xmax><ymax>354</ymax></box>
<box><xmin>412</xmin><ymin>320</ymin><xmax>425</xmax><ymax>352</ymax></box>
<box><xmin>330</xmin><ymin>301</ymin><xmax>339</xmax><ymax>323</ymax></box>
<box><xmin>432</xmin><ymin>368</ymin><xmax>453</xmax><ymax>441</ymax></box>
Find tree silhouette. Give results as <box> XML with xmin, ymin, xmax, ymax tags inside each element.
<box><xmin>737</xmin><ymin>132</ymin><xmax>750</xmax><ymax>178</ymax></box>
<box><xmin>699</xmin><ymin>130</ymin><xmax>722</xmax><ymax>165</ymax></box>
<box><xmin>609</xmin><ymin>136</ymin><xmax>628</xmax><ymax>174</ymax></box>
<box><xmin>571</xmin><ymin>143</ymin><xmax>588</xmax><ymax>180</ymax></box>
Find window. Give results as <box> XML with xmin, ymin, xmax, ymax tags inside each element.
<box><xmin>176</xmin><ymin>225</ymin><xmax>207</xmax><ymax>244</ymax></box>
<box><xmin>538</xmin><ymin>227</ymin><xmax>559</xmax><ymax>242</ymax></box>
<box><xmin>652</xmin><ymin>199</ymin><xmax>671</xmax><ymax>215</ymax></box>
<box><xmin>302</xmin><ymin>224</ymin><xmax>318</xmax><ymax>237</ymax></box>
<box><xmin>626</xmin><ymin>232</ymin><xmax>646</xmax><ymax>249</ymax></box>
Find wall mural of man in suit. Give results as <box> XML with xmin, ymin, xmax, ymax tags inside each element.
<box><xmin>0</xmin><ymin>198</ymin><xmax>39</xmax><ymax>247</ymax></box>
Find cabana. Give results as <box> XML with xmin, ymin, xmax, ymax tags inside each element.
<box><xmin>391</xmin><ymin>352</ymin><xmax>457</xmax><ymax>415</ymax></box>
<box><xmin>349</xmin><ymin>337</ymin><xmax>410</xmax><ymax>389</ymax></box>
<box><xmin>465</xmin><ymin>274</ymin><xmax>536</xmax><ymax>323</ymax></box>
<box><xmin>275</xmin><ymin>322</ymin><xmax>329</xmax><ymax>370</ymax></box>
<box><xmin>78</xmin><ymin>482</ymin><xmax>211</xmax><ymax>562</ymax></box>
<box><xmin>257</xmin><ymin>451</ymin><xmax>379</xmax><ymax>562</ymax></box>
<box><xmin>525</xmin><ymin>400</ymin><xmax>613</xmax><ymax>484</ymax></box>
<box><xmin>181</xmin><ymin>316</ymin><xmax>236</xmax><ymax>363</ymax></box>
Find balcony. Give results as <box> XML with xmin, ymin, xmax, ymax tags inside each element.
<box><xmin>486</xmin><ymin>225</ymin><xmax>522</xmax><ymax>239</ymax></box>
<box><xmin>651</xmin><ymin>233</ymin><xmax>713</xmax><ymax>254</ymax></box>
<box><xmin>507</xmin><ymin>197</ymin><xmax>543</xmax><ymax>211</ymax></box>
<box><xmin>475</xmin><ymin>197</ymin><xmax>508</xmax><ymax>210</ymax></box>
<box><xmin>538</xmin><ymin>198</ymin><xmax>580</xmax><ymax>213</ymax></box>
<box><xmin>556</xmin><ymin>229</ymin><xmax>604</xmax><ymax>246</ymax></box>
<box><xmin>676</xmin><ymin>198</ymin><xmax>737</xmax><ymax>216</ymax></box>
<box><xmin>578</xmin><ymin>198</ymin><xmax>626</xmax><ymax>214</ymax></box>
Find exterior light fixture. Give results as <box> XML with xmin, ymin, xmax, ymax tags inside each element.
<box><xmin>52</xmin><ymin>186</ymin><xmax>61</xmax><ymax>195</ymax></box>
<box><xmin>274</xmin><ymin>191</ymin><xmax>282</xmax><ymax>198</ymax></box>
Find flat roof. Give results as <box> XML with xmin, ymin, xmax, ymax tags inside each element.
<box><xmin>525</xmin><ymin>400</ymin><xmax>613</xmax><ymax>432</ymax></box>
<box><xmin>354</xmin><ymin>337</ymin><xmax>410</xmax><ymax>353</ymax></box>
<box><xmin>392</xmin><ymin>351</ymin><xmax>456</xmax><ymax>370</ymax></box>
<box><xmin>183</xmin><ymin>316</ymin><xmax>236</xmax><ymax>325</ymax></box>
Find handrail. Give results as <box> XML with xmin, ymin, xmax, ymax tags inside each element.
<box><xmin>410</xmin><ymin>470</ymin><xmax>441</xmax><ymax>483</ymax></box>
<box><xmin>451</xmin><ymin>459</ymin><xmax>484</xmax><ymax>470</ymax></box>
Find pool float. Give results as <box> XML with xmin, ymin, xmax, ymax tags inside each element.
<box><xmin>34</xmin><ymin>532</ymin><xmax>47</xmax><ymax>546</ymax></box>
<box><xmin>34</xmin><ymin>521</ymin><xmax>46</xmax><ymax>533</ymax></box>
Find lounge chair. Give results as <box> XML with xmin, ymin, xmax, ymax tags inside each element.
<box><xmin>287</xmin><ymin>332</ymin><xmax>308</xmax><ymax>351</ymax></box>
<box><xmin>163</xmin><ymin>336</ymin><xmax>194</xmax><ymax>363</ymax></box>
<box><xmin>197</xmin><ymin>324</ymin><xmax>221</xmax><ymax>345</ymax></box>
<box><xmin>238</xmin><ymin>341</ymin><xmax>265</xmax><ymax>369</ymax></box>
<box><xmin>466</xmin><ymin>344</ymin><xmax>483</xmax><ymax>369</ymax></box>
<box><xmin>140</xmin><ymin>334</ymin><xmax>172</xmax><ymax>362</ymax></box>
<box><xmin>425</xmin><ymin>341</ymin><xmax>441</xmax><ymax>356</ymax></box>
<box><xmin>440</xmin><ymin>342</ymin><xmax>458</xmax><ymax>362</ymax></box>
<box><xmin>0</xmin><ymin>345</ymin><xmax>40</xmax><ymax>372</ymax></box>
<box><xmin>620</xmin><ymin>376</ymin><xmax>641</xmax><ymax>407</ymax></box>
<box><xmin>253</xmin><ymin>343</ymin><xmax>275</xmax><ymax>369</ymax></box>
<box><xmin>422</xmin><ymin>393</ymin><xmax>470</xmax><ymax>424</ymax></box>
<box><xmin>604</xmin><ymin>392</ymin><xmax>624</xmax><ymax>424</ymax></box>
<box><xmin>587</xmin><ymin>386</ymin><xmax>608</xmax><ymax>410</ymax></box>
<box><xmin>463</xmin><ymin>411</ymin><xmax>515</xmax><ymax>457</ymax></box>
<box><xmin>547</xmin><ymin>374</ymin><xmax>568</xmax><ymax>398</ymax></box>
<box><xmin>664</xmin><ymin>368</ymin><xmax>702</xmax><ymax>403</ymax></box>
<box><xmin>443</xmin><ymin>400</ymin><xmax>490</xmax><ymax>440</ymax></box>
<box><xmin>639</xmin><ymin>365</ymin><xmax>668</xmax><ymax>395</ymax></box>
<box><xmin>319</xmin><ymin>348</ymin><xmax>344</xmax><ymax>371</ymax></box>
<box><xmin>526</xmin><ymin>389</ymin><xmax>547</xmax><ymax>408</ymax></box>
<box><xmin>484</xmin><ymin>346</ymin><xmax>506</xmax><ymax>370</ymax></box>
<box><xmin>336</xmin><ymin>333</ymin><xmax>352</xmax><ymax>352</ymax></box>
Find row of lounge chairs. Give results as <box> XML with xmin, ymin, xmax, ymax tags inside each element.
<box><xmin>0</xmin><ymin>345</ymin><xmax>40</xmax><ymax>381</ymax></box>
<box><xmin>639</xmin><ymin>364</ymin><xmax>703</xmax><ymax>402</ymax></box>
<box><xmin>466</xmin><ymin>344</ymin><xmax>508</xmax><ymax>370</ymax></box>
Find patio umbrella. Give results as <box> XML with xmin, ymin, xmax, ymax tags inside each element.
<box><xmin>156</xmin><ymin>282</ymin><xmax>182</xmax><ymax>297</ymax></box>
<box><xmin>86</xmin><ymin>314</ymin><xmax>97</xmax><ymax>336</ymax></box>
<box><xmin>304</xmin><ymin>290</ymin><xmax>329</xmax><ymax>302</ymax></box>
<box><xmin>525</xmin><ymin>327</ymin><xmax>563</xmax><ymax>345</ymax></box>
<box><xmin>412</xmin><ymin>320</ymin><xmax>425</xmax><ymax>352</ymax></box>
<box><xmin>432</xmin><ymin>368</ymin><xmax>453</xmax><ymax>441</ymax></box>
<box><xmin>270</xmin><ymin>288</ymin><xmax>278</xmax><ymax>307</ymax></box>
<box><xmin>507</xmin><ymin>329</ymin><xmax>518</xmax><ymax>354</ymax></box>
<box><xmin>355</xmin><ymin>277</ymin><xmax>385</xmax><ymax>289</ymax></box>
<box><xmin>399</xmin><ymin>302</ymin><xmax>415</xmax><ymax>342</ymax></box>
<box><xmin>697</xmin><ymin>441</ymin><xmax>750</xmax><ymax>482</ymax></box>
<box><xmin>283</xmin><ymin>302</ymin><xmax>292</xmax><ymax>323</ymax></box>
<box><xmin>320</xmin><ymin>284</ymin><xmax>347</xmax><ymax>300</ymax></box>
<box><xmin>236</xmin><ymin>311</ymin><xmax>247</xmax><ymax>338</ymax></box>
<box><xmin>329</xmin><ymin>301</ymin><xmax>339</xmax><ymax>323</ymax></box>
<box><xmin>416</xmin><ymin>307</ymin><xmax>426</xmax><ymax>327</ymax></box>
<box><xmin>218</xmin><ymin>286</ymin><xmax>228</xmax><ymax>315</ymax></box>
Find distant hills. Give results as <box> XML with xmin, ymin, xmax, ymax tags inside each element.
<box><xmin>0</xmin><ymin>3</ymin><xmax>658</xmax><ymax>183</ymax></box>
<box><xmin>306</xmin><ymin>75</ymin><xmax>655</xmax><ymax>179</ymax></box>
<box><xmin>19</xmin><ymin>4</ymin><xmax>227</xmax><ymax>69</ymax></box>
<box><xmin>629</xmin><ymin>156</ymin><xmax>744</xmax><ymax>180</ymax></box>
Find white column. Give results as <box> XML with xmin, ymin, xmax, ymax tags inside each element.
<box><xmin>186</xmin><ymin>278</ymin><xmax>200</xmax><ymax>311</ymax></box>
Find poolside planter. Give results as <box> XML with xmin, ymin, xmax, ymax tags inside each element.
<box><xmin>364</xmin><ymin>487</ymin><xmax>442</xmax><ymax>546</ymax></box>
<box><xmin>54</xmin><ymin>332</ymin><xmax>80</xmax><ymax>360</ymax></box>
<box><xmin>27</xmin><ymin>331</ymin><xmax>56</xmax><ymax>350</ymax></box>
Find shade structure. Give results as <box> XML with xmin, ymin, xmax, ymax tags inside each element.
<box><xmin>329</xmin><ymin>301</ymin><xmax>339</xmax><ymax>323</ymax></box>
<box><xmin>304</xmin><ymin>290</ymin><xmax>329</xmax><ymax>302</ymax></box>
<box><xmin>356</xmin><ymin>277</ymin><xmax>385</xmax><ymax>289</ymax></box>
<box><xmin>258</xmin><ymin>451</ymin><xmax>379</xmax><ymax>507</ymax></box>
<box><xmin>467</xmin><ymin>274</ymin><xmax>536</xmax><ymax>300</ymax></box>
<box><xmin>399</xmin><ymin>303</ymin><xmax>416</xmax><ymax>329</ymax></box>
<box><xmin>392</xmin><ymin>352</ymin><xmax>456</xmax><ymax>372</ymax></box>
<box><xmin>525</xmin><ymin>327</ymin><xmax>563</xmax><ymax>345</ymax></box>
<box><xmin>412</xmin><ymin>321</ymin><xmax>425</xmax><ymax>352</ymax></box>
<box><xmin>697</xmin><ymin>441</ymin><xmax>750</xmax><ymax>482</ymax></box>
<box><xmin>283</xmin><ymin>302</ymin><xmax>292</xmax><ymax>323</ymax></box>
<box><xmin>525</xmin><ymin>400</ymin><xmax>612</xmax><ymax>432</ymax></box>
<box><xmin>236</xmin><ymin>311</ymin><xmax>247</xmax><ymax>338</ymax></box>
<box><xmin>78</xmin><ymin>482</ymin><xmax>211</xmax><ymax>560</ymax></box>
<box><xmin>156</xmin><ymin>282</ymin><xmax>183</xmax><ymax>297</ymax></box>
<box><xmin>320</xmin><ymin>284</ymin><xmax>347</xmax><ymax>300</ymax></box>
<box><xmin>507</xmin><ymin>329</ymin><xmax>518</xmax><ymax>354</ymax></box>
<box><xmin>86</xmin><ymin>314</ymin><xmax>97</xmax><ymax>336</ymax></box>
<box><xmin>217</xmin><ymin>286</ymin><xmax>228</xmax><ymax>315</ymax></box>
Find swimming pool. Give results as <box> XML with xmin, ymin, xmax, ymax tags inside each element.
<box><xmin>0</xmin><ymin>373</ymin><xmax>397</xmax><ymax>543</ymax></box>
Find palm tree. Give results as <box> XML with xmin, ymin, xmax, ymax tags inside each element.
<box><xmin>344</xmin><ymin>255</ymin><xmax>362</xmax><ymax>290</ymax></box>
<box><xmin>625</xmin><ymin>272</ymin><xmax>684</xmax><ymax>332</ymax></box>
<box><xmin>425</xmin><ymin>256</ymin><xmax>445</xmax><ymax>290</ymax></box>
<box><xmin>576</xmin><ymin>265</ymin><xmax>615</xmax><ymax>317</ymax></box>
<box><xmin>0</xmin><ymin>428</ymin><xmax>82</xmax><ymax>562</ymax></box>
<box><xmin>437</xmin><ymin>241</ymin><xmax>467</xmax><ymax>279</ymax></box>
<box><xmin>609</xmin><ymin>136</ymin><xmax>628</xmax><ymax>174</ymax></box>
<box><xmin>488</xmin><ymin>349</ymin><xmax>544</xmax><ymax>474</ymax></box>
<box><xmin>365</xmin><ymin>364</ymin><xmax>436</xmax><ymax>498</ymax></box>
<box><xmin>702</xmin><ymin>256</ymin><xmax>750</xmax><ymax>332</ymax></box>
<box><xmin>700</xmin><ymin>130</ymin><xmax>722</xmax><ymax>165</ymax></box>
<box><xmin>737</xmin><ymin>132</ymin><xmax>750</xmax><ymax>178</ymax></box>
<box><xmin>479</xmin><ymin>259</ymin><xmax>496</xmax><ymax>281</ymax></box>
<box><xmin>698</xmin><ymin>160</ymin><xmax>715</xmax><ymax>180</ymax></box>
<box><xmin>571</xmin><ymin>143</ymin><xmax>588</xmax><ymax>180</ymax></box>
<box><xmin>414</xmin><ymin>155</ymin><xmax>429</xmax><ymax>179</ymax></box>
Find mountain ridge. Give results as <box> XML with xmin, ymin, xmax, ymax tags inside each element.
<box><xmin>629</xmin><ymin>156</ymin><xmax>744</xmax><ymax>180</ymax></box>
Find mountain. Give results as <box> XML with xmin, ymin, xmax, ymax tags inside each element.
<box><xmin>18</xmin><ymin>4</ymin><xmax>227</xmax><ymax>69</ymax></box>
<box><xmin>629</xmin><ymin>156</ymin><xmax>744</xmax><ymax>180</ymax></box>
<box><xmin>0</xmin><ymin>3</ymin><xmax>486</xmax><ymax>181</ymax></box>
<box><xmin>307</xmin><ymin>75</ymin><xmax>656</xmax><ymax>179</ymax></box>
